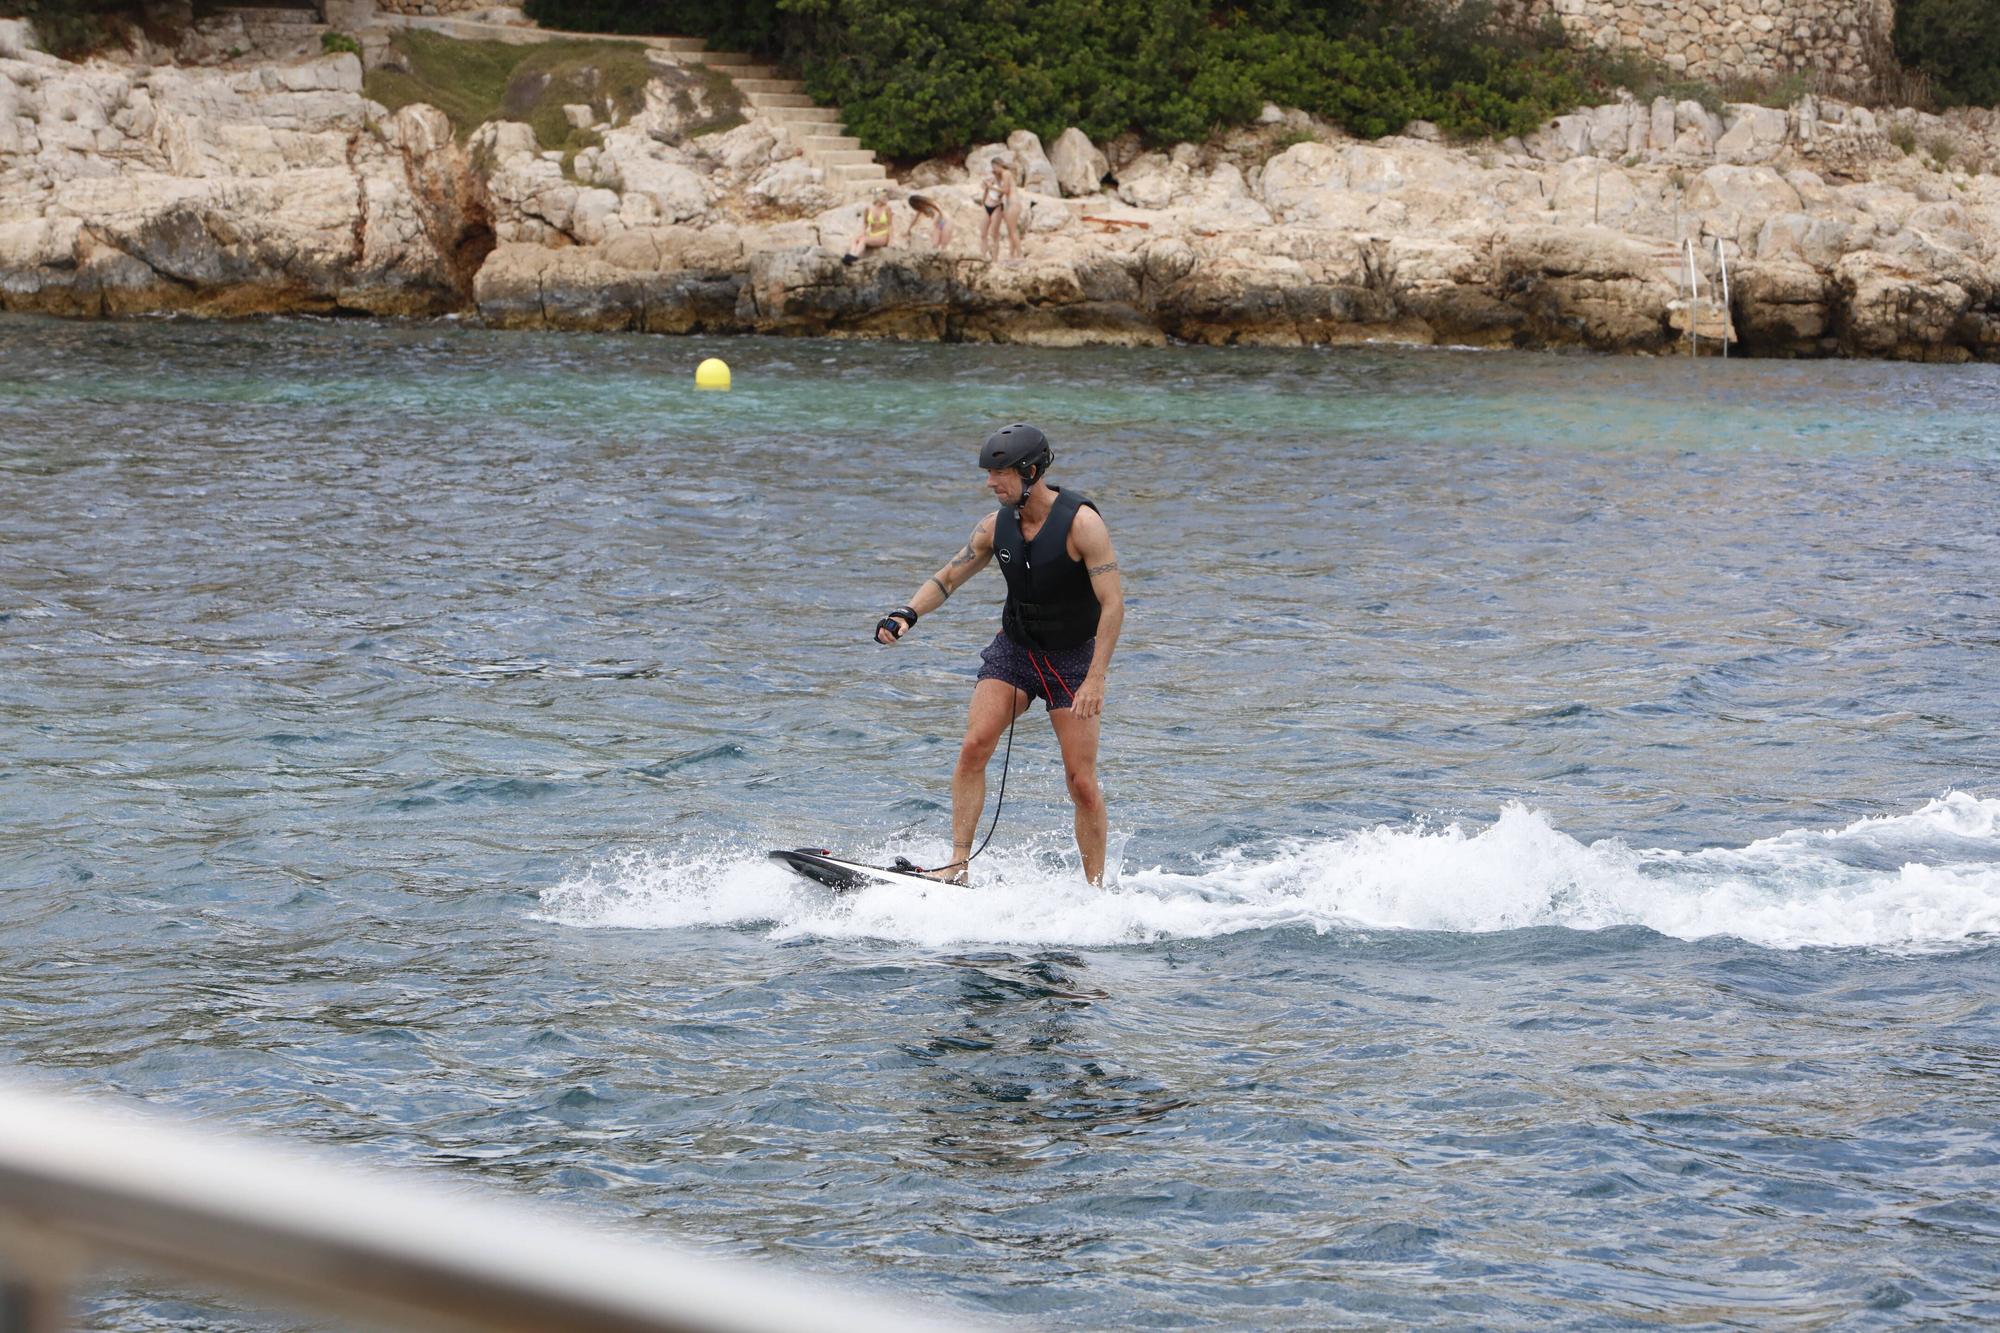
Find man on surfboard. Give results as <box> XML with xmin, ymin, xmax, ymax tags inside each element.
<box><xmin>873</xmin><ymin>424</ymin><xmax>1125</xmax><ymax>886</ymax></box>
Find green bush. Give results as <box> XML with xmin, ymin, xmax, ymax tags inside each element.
<box><xmin>322</xmin><ymin>30</ymin><xmax>362</xmax><ymax>56</ymax></box>
<box><xmin>4</xmin><ymin>0</ymin><xmax>126</xmax><ymax>59</ymax></box>
<box><xmin>512</xmin><ymin>0</ymin><xmax>1622</xmax><ymax>158</ymax></box>
<box><xmin>1894</xmin><ymin>0</ymin><xmax>2000</xmax><ymax>108</ymax></box>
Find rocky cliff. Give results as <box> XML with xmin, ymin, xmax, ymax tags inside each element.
<box><xmin>5</xmin><ymin>18</ymin><xmax>2000</xmax><ymax>359</ymax></box>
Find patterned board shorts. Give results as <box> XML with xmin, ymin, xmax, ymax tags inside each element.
<box><xmin>976</xmin><ymin>633</ymin><xmax>1096</xmax><ymax>711</ymax></box>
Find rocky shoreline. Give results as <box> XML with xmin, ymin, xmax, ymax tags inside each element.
<box><xmin>4</xmin><ymin>17</ymin><xmax>2000</xmax><ymax>359</ymax></box>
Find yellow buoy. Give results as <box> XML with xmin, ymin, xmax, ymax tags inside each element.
<box><xmin>695</xmin><ymin>357</ymin><xmax>732</xmax><ymax>391</ymax></box>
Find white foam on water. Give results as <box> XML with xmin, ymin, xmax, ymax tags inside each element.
<box><xmin>534</xmin><ymin>795</ymin><xmax>2000</xmax><ymax>953</ymax></box>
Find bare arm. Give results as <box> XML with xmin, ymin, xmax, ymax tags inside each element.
<box><xmin>1067</xmin><ymin>508</ymin><xmax>1123</xmax><ymax>719</ymax></box>
<box><xmin>876</xmin><ymin>514</ymin><xmax>996</xmax><ymax>645</ymax></box>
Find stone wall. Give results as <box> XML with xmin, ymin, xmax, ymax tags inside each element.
<box><xmin>1496</xmin><ymin>0</ymin><xmax>1895</xmax><ymax>90</ymax></box>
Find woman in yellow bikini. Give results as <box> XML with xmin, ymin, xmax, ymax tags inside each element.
<box><xmin>844</xmin><ymin>187</ymin><xmax>895</xmax><ymax>263</ymax></box>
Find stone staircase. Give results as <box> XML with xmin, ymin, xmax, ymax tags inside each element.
<box><xmin>361</xmin><ymin>14</ymin><xmax>889</xmax><ymax>195</ymax></box>
<box><xmin>684</xmin><ymin>48</ymin><xmax>887</xmax><ymax>194</ymax></box>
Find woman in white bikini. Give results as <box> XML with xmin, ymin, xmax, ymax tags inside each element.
<box><xmin>978</xmin><ymin>157</ymin><xmax>1020</xmax><ymax>262</ymax></box>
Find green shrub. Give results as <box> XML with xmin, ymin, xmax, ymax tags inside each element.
<box><xmin>4</xmin><ymin>0</ymin><xmax>125</xmax><ymax>59</ymax></box>
<box><xmin>511</xmin><ymin>0</ymin><xmax>1626</xmax><ymax>157</ymax></box>
<box><xmin>321</xmin><ymin>30</ymin><xmax>362</xmax><ymax>56</ymax></box>
<box><xmin>1888</xmin><ymin>121</ymin><xmax>1917</xmax><ymax>153</ymax></box>
<box><xmin>1894</xmin><ymin>0</ymin><xmax>2000</xmax><ymax>109</ymax></box>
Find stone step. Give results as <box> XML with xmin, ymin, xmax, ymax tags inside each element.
<box><xmin>799</xmin><ymin>134</ymin><xmax>860</xmax><ymax>152</ymax></box>
<box><xmin>830</xmin><ymin>161</ymin><xmax>887</xmax><ymax>182</ymax></box>
<box><xmin>811</xmin><ymin>148</ymin><xmax>875</xmax><ymax>167</ymax></box>
<box><xmin>760</xmin><ymin>106</ymin><xmax>843</xmax><ymax>126</ymax></box>
<box><xmin>724</xmin><ymin>64</ymin><xmax>780</xmax><ymax>80</ymax></box>
<box><xmin>732</xmin><ymin>77</ymin><xmax>803</xmax><ymax>95</ymax></box>
<box><xmin>214</xmin><ymin>6</ymin><xmax>318</xmax><ymax>23</ymax></box>
<box><xmin>700</xmin><ymin>50</ymin><xmax>755</xmax><ymax>66</ymax></box>
<box><xmin>745</xmin><ymin>90</ymin><xmax>815</xmax><ymax>109</ymax></box>
<box><xmin>215</xmin><ymin>6</ymin><xmax>316</xmax><ymax>23</ymax></box>
<box><xmin>646</xmin><ymin>36</ymin><xmax>706</xmax><ymax>53</ymax></box>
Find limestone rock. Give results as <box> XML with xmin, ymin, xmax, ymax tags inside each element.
<box><xmin>1835</xmin><ymin>248</ymin><xmax>1979</xmax><ymax>359</ymax></box>
<box><xmin>1114</xmin><ymin>152</ymin><xmax>1186</xmax><ymax>210</ymax></box>
<box><xmin>1005</xmin><ymin>129</ymin><xmax>1061</xmax><ymax>197</ymax></box>
<box><xmin>470</xmin><ymin>120</ymin><xmax>539</xmax><ymax>169</ymax></box>
<box><xmin>747</xmin><ymin>159</ymin><xmax>833</xmax><ymax>216</ymax></box>
<box><xmin>1733</xmin><ymin>258</ymin><xmax>1832</xmax><ymax>351</ymax></box>
<box><xmin>1755</xmin><ymin>212</ymin><xmax>1867</xmax><ymax>268</ymax></box>
<box><xmin>1686</xmin><ymin>165</ymin><xmax>1804</xmax><ymax>243</ymax></box>
<box><xmin>1649</xmin><ymin>97</ymin><xmax>1676</xmax><ymax>153</ymax></box>
<box><xmin>476</xmin><ymin>242</ymin><xmax>644</xmax><ymax>330</ymax></box>
<box><xmin>1496</xmin><ymin>225</ymin><xmax>1679</xmax><ymax>350</ymax></box>
<box><xmin>693</xmin><ymin>122</ymin><xmax>779</xmax><ymax>175</ymax></box>
<box><xmin>1048</xmin><ymin>127</ymin><xmax>1108</xmax><ymax>197</ymax></box>
<box><xmin>1715</xmin><ymin>105</ymin><xmax>1789</xmax><ymax>163</ymax></box>
<box><xmin>1524</xmin><ymin>113</ymin><xmax>1592</xmax><ymax>162</ymax></box>
<box><xmin>0</xmin><ymin>18</ymin><xmax>40</xmax><ymax>60</ymax></box>
<box><xmin>905</xmin><ymin>156</ymin><xmax>966</xmax><ymax>189</ymax></box>
<box><xmin>8</xmin><ymin>44</ymin><xmax>2000</xmax><ymax>360</ymax></box>
<box><xmin>1550</xmin><ymin>159</ymin><xmax>1641</xmax><ymax>223</ymax></box>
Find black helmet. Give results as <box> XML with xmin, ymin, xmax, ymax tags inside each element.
<box><xmin>979</xmin><ymin>423</ymin><xmax>1053</xmax><ymax>492</ymax></box>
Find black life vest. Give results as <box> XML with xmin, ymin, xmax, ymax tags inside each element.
<box><xmin>994</xmin><ymin>487</ymin><xmax>1101</xmax><ymax>650</ymax></box>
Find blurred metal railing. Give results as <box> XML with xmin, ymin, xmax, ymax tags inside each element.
<box><xmin>0</xmin><ymin>1081</ymin><xmax>958</xmax><ymax>1333</ymax></box>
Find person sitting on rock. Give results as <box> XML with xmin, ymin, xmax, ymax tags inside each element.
<box><xmin>843</xmin><ymin>188</ymin><xmax>896</xmax><ymax>263</ymax></box>
<box><xmin>907</xmin><ymin>194</ymin><xmax>953</xmax><ymax>251</ymax></box>
<box><xmin>978</xmin><ymin>157</ymin><xmax>1021</xmax><ymax>263</ymax></box>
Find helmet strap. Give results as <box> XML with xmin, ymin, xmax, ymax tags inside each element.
<box><xmin>1013</xmin><ymin>448</ymin><xmax>1052</xmax><ymax>513</ymax></box>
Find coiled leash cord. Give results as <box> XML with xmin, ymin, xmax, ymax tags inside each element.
<box><xmin>874</xmin><ymin>606</ymin><xmax>1074</xmax><ymax>883</ymax></box>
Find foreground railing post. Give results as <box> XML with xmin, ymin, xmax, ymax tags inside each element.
<box><xmin>0</xmin><ymin>1277</ymin><xmax>68</xmax><ymax>1333</ymax></box>
<box><xmin>0</xmin><ymin>1081</ymin><xmax>962</xmax><ymax>1333</ymax></box>
<box><xmin>0</xmin><ymin>1229</ymin><xmax>86</xmax><ymax>1333</ymax></box>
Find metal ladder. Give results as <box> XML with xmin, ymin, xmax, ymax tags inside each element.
<box><xmin>1680</xmin><ymin>235</ymin><xmax>1732</xmax><ymax>359</ymax></box>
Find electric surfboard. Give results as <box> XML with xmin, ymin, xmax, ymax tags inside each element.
<box><xmin>767</xmin><ymin>848</ymin><xmax>952</xmax><ymax>892</ymax></box>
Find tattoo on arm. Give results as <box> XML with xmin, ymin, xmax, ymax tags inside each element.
<box><xmin>925</xmin><ymin>574</ymin><xmax>952</xmax><ymax>601</ymax></box>
<box><xmin>947</xmin><ymin>543</ymin><xmax>979</xmax><ymax>570</ymax></box>
<box><xmin>1089</xmin><ymin>559</ymin><xmax>1120</xmax><ymax>576</ymax></box>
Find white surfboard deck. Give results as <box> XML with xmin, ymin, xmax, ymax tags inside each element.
<box><xmin>766</xmin><ymin>848</ymin><xmax>952</xmax><ymax>892</ymax></box>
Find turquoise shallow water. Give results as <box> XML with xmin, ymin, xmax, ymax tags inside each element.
<box><xmin>3</xmin><ymin>314</ymin><xmax>2000</xmax><ymax>1328</ymax></box>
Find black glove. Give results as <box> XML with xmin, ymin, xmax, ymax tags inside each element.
<box><xmin>875</xmin><ymin>606</ymin><xmax>919</xmax><ymax>643</ymax></box>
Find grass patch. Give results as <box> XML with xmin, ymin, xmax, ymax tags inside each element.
<box><xmin>1888</xmin><ymin>121</ymin><xmax>1918</xmax><ymax>154</ymax></box>
<box><xmin>684</xmin><ymin>62</ymin><xmax>745</xmax><ymax>137</ymax></box>
<box><xmin>321</xmin><ymin>30</ymin><xmax>360</xmax><ymax>56</ymax></box>
<box><xmin>1459</xmin><ymin>40</ymin><xmax>1725</xmax><ymax>117</ymax></box>
<box><xmin>362</xmin><ymin>29</ymin><xmax>657</xmax><ymax>149</ymax></box>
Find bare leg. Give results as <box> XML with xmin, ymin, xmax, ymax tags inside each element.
<box><xmin>945</xmin><ymin>678</ymin><xmax>1030</xmax><ymax>881</ymax></box>
<box><xmin>1047</xmin><ymin>705</ymin><xmax>1106</xmax><ymax>885</ymax></box>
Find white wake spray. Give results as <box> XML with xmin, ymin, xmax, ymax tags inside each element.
<box><xmin>536</xmin><ymin>794</ymin><xmax>2000</xmax><ymax>953</ymax></box>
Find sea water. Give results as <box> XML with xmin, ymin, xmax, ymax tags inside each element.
<box><xmin>2</xmin><ymin>314</ymin><xmax>1997</xmax><ymax>1328</ymax></box>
